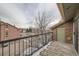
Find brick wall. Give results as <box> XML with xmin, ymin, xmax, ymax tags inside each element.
<box><xmin>7</xmin><ymin>25</ymin><xmax>20</xmax><ymax>40</ymax></box>
<box><xmin>0</xmin><ymin>21</ymin><xmax>20</xmax><ymax>41</ymax></box>
<box><xmin>64</xmin><ymin>21</ymin><xmax>73</xmax><ymax>43</ymax></box>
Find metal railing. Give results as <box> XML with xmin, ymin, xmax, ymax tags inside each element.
<box><xmin>0</xmin><ymin>32</ymin><xmax>53</xmax><ymax>56</ymax></box>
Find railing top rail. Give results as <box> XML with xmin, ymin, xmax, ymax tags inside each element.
<box><xmin>0</xmin><ymin>32</ymin><xmax>53</xmax><ymax>43</ymax></box>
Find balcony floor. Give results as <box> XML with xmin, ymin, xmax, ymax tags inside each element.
<box><xmin>33</xmin><ymin>41</ymin><xmax>78</xmax><ymax>56</ymax></box>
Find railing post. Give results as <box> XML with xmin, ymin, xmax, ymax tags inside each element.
<box><xmin>41</xmin><ymin>34</ymin><xmax>44</xmax><ymax>45</ymax></box>
<box><xmin>37</xmin><ymin>36</ymin><xmax>39</xmax><ymax>49</ymax></box>
<box><xmin>2</xmin><ymin>43</ymin><xmax>4</xmax><ymax>56</ymax></box>
<box><xmin>25</xmin><ymin>39</ymin><xmax>27</xmax><ymax>56</ymax></box>
<box><xmin>14</xmin><ymin>41</ymin><xmax>16</xmax><ymax>56</ymax></box>
<box><xmin>22</xmin><ymin>39</ymin><xmax>24</xmax><ymax>56</ymax></box>
<box><xmin>9</xmin><ymin>42</ymin><xmax>10</xmax><ymax>56</ymax></box>
<box><xmin>45</xmin><ymin>33</ymin><xmax>47</xmax><ymax>44</ymax></box>
<box><xmin>51</xmin><ymin>32</ymin><xmax>53</xmax><ymax>41</ymax></box>
<box><xmin>19</xmin><ymin>40</ymin><xmax>20</xmax><ymax>56</ymax></box>
<box><xmin>38</xmin><ymin>35</ymin><xmax>40</xmax><ymax>49</ymax></box>
<box><xmin>30</xmin><ymin>36</ymin><xmax>32</xmax><ymax>55</ymax></box>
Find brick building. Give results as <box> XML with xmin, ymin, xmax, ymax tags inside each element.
<box><xmin>0</xmin><ymin>20</ymin><xmax>20</xmax><ymax>41</ymax></box>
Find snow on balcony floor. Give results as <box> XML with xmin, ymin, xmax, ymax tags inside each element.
<box><xmin>39</xmin><ymin>41</ymin><xmax>77</xmax><ymax>56</ymax></box>
<box><xmin>32</xmin><ymin>41</ymin><xmax>77</xmax><ymax>56</ymax></box>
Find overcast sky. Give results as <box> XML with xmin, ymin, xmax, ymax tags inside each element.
<box><xmin>0</xmin><ymin>3</ymin><xmax>61</xmax><ymax>28</ymax></box>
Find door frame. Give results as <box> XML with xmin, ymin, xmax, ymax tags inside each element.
<box><xmin>73</xmin><ymin>16</ymin><xmax>79</xmax><ymax>52</ymax></box>
<box><xmin>57</xmin><ymin>27</ymin><xmax>65</xmax><ymax>43</ymax></box>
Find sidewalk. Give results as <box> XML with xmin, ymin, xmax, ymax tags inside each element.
<box><xmin>39</xmin><ymin>41</ymin><xmax>77</xmax><ymax>56</ymax></box>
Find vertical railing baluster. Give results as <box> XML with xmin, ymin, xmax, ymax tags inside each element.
<box><xmin>48</xmin><ymin>33</ymin><xmax>49</xmax><ymax>42</ymax></box>
<box><xmin>44</xmin><ymin>34</ymin><xmax>46</xmax><ymax>44</ymax></box>
<box><xmin>50</xmin><ymin>33</ymin><xmax>51</xmax><ymax>41</ymax></box>
<box><xmin>22</xmin><ymin>39</ymin><xmax>24</xmax><ymax>56</ymax></box>
<box><xmin>36</xmin><ymin>36</ymin><xmax>37</xmax><ymax>49</ymax></box>
<box><xmin>44</xmin><ymin>34</ymin><xmax>46</xmax><ymax>45</ymax></box>
<box><xmin>27</xmin><ymin>38</ymin><xmax>30</xmax><ymax>56</ymax></box>
<box><xmin>44</xmin><ymin>34</ymin><xmax>45</xmax><ymax>45</ymax></box>
<box><xmin>51</xmin><ymin>32</ymin><xmax>53</xmax><ymax>41</ymax></box>
<box><xmin>2</xmin><ymin>43</ymin><xmax>4</xmax><ymax>56</ymax></box>
<box><xmin>29</xmin><ymin>38</ymin><xmax>30</xmax><ymax>55</ymax></box>
<box><xmin>48</xmin><ymin>33</ymin><xmax>50</xmax><ymax>42</ymax></box>
<box><xmin>14</xmin><ymin>41</ymin><xmax>16</xmax><ymax>56</ymax></box>
<box><xmin>9</xmin><ymin>42</ymin><xmax>10</xmax><ymax>56</ymax></box>
<box><xmin>35</xmin><ymin>36</ymin><xmax>37</xmax><ymax>48</ymax></box>
<box><xmin>38</xmin><ymin>35</ymin><xmax>40</xmax><ymax>49</ymax></box>
<box><xmin>38</xmin><ymin>35</ymin><xmax>40</xmax><ymax>48</ymax></box>
<box><xmin>42</xmin><ymin>34</ymin><xmax>43</xmax><ymax>46</ymax></box>
<box><xmin>47</xmin><ymin>33</ymin><xmax>48</xmax><ymax>42</ymax></box>
<box><xmin>28</xmin><ymin>38</ymin><xmax>30</xmax><ymax>56</ymax></box>
<box><xmin>41</xmin><ymin>34</ymin><xmax>43</xmax><ymax>46</ymax></box>
<box><xmin>43</xmin><ymin>34</ymin><xmax>44</xmax><ymax>45</ymax></box>
<box><xmin>26</xmin><ymin>39</ymin><xmax>27</xmax><ymax>56</ymax></box>
<box><xmin>27</xmin><ymin>38</ymin><xmax>30</xmax><ymax>54</ymax></box>
<box><xmin>45</xmin><ymin>33</ymin><xmax>47</xmax><ymax>44</ymax></box>
<box><xmin>19</xmin><ymin>40</ymin><xmax>20</xmax><ymax>56</ymax></box>
<box><xmin>46</xmin><ymin>33</ymin><xmax>47</xmax><ymax>42</ymax></box>
<box><xmin>50</xmin><ymin>33</ymin><xmax>52</xmax><ymax>41</ymax></box>
<box><xmin>30</xmin><ymin>37</ymin><xmax>32</xmax><ymax>55</ymax></box>
<box><xmin>37</xmin><ymin>35</ymin><xmax>39</xmax><ymax>49</ymax></box>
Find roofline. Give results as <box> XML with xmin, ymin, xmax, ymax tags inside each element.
<box><xmin>56</xmin><ymin>3</ymin><xmax>65</xmax><ymax>20</ymax></box>
<box><xmin>0</xmin><ymin>20</ymin><xmax>19</xmax><ymax>30</ymax></box>
<box><xmin>50</xmin><ymin>18</ymin><xmax>73</xmax><ymax>30</ymax></box>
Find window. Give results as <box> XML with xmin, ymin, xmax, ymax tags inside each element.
<box><xmin>5</xmin><ymin>24</ymin><xmax>8</xmax><ymax>28</ymax></box>
<box><xmin>5</xmin><ymin>31</ymin><xmax>8</xmax><ymax>37</ymax></box>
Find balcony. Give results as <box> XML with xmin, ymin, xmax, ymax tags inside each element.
<box><xmin>0</xmin><ymin>32</ymin><xmax>78</xmax><ymax>56</ymax></box>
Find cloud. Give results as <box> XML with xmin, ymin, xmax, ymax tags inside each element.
<box><xmin>0</xmin><ymin>3</ymin><xmax>27</xmax><ymax>27</ymax></box>
<box><xmin>0</xmin><ymin>3</ymin><xmax>61</xmax><ymax>28</ymax></box>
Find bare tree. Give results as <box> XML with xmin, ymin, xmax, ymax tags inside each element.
<box><xmin>34</xmin><ymin>10</ymin><xmax>53</xmax><ymax>34</ymax></box>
